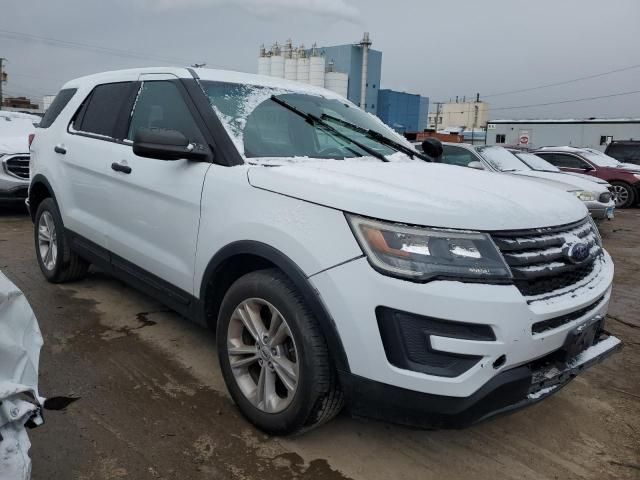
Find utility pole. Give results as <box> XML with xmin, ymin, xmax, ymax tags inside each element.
<box><xmin>433</xmin><ymin>102</ymin><xmax>443</xmax><ymax>132</ymax></box>
<box><xmin>0</xmin><ymin>58</ymin><xmax>5</xmax><ymax>110</ymax></box>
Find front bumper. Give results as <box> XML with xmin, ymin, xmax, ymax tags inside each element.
<box><xmin>311</xmin><ymin>251</ymin><xmax>614</xmax><ymax>398</ymax></box>
<box><xmin>586</xmin><ymin>200</ymin><xmax>615</xmax><ymax>221</ymax></box>
<box><xmin>340</xmin><ymin>332</ymin><xmax>621</xmax><ymax>428</ymax></box>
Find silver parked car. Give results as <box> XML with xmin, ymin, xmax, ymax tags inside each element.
<box><xmin>439</xmin><ymin>143</ymin><xmax>615</xmax><ymax>222</ymax></box>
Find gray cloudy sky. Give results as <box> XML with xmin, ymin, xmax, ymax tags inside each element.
<box><xmin>2</xmin><ymin>0</ymin><xmax>639</xmax><ymax>119</ymax></box>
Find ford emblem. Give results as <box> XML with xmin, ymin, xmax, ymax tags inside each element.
<box><xmin>566</xmin><ymin>242</ymin><xmax>590</xmax><ymax>264</ymax></box>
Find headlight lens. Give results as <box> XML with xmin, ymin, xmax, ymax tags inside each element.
<box><xmin>347</xmin><ymin>215</ymin><xmax>512</xmax><ymax>282</ymax></box>
<box><xmin>571</xmin><ymin>190</ymin><xmax>597</xmax><ymax>202</ymax></box>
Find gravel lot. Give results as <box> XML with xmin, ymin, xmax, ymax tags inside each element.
<box><xmin>0</xmin><ymin>206</ymin><xmax>638</xmax><ymax>480</ymax></box>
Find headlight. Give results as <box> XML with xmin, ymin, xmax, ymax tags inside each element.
<box><xmin>347</xmin><ymin>215</ymin><xmax>512</xmax><ymax>282</ymax></box>
<box><xmin>571</xmin><ymin>190</ymin><xmax>597</xmax><ymax>202</ymax></box>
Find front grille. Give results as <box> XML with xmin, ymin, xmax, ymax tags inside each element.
<box><xmin>3</xmin><ymin>155</ymin><xmax>30</xmax><ymax>179</ymax></box>
<box><xmin>491</xmin><ymin>218</ymin><xmax>602</xmax><ymax>298</ymax></box>
<box><xmin>599</xmin><ymin>192</ymin><xmax>612</xmax><ymax>203</ymax></box>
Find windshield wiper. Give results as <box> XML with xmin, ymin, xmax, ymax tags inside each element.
<box><xmin>270</xmin><ymin>96</ymin><xmax>388</xmax><ymax>162</ymax></box>
<box><xmin>321</xmin><ymin>113</ymin><xmax>431</xmax><ymax>162</ymax></box>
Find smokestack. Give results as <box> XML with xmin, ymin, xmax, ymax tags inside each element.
<box><xmin>359</xmin><ymin>32</ymin><xmax>372</xmax><ymax>110</ymax></box>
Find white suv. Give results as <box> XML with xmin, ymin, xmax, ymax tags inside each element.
<box><xmin>28</xmin><ymin>68</ymin><xmax>621</xmax><ymax>434</ymax></box>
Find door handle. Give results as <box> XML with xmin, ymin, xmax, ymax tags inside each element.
<box><xmin>54</xmin><ymin>145</ymin><xmax>66</xmax><ymax>155</ymax></box>
<box><xmin>111</xmin><ymin>162</ymin><xmax>132</xmax><ymax>174</ymax></box>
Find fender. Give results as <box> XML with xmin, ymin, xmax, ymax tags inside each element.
<box><xmin>200</xmin><ymin>241</ymin><xmax>351</xmax><ymax>372</ymax></box>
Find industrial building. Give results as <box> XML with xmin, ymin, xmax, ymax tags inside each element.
<box><xmin>428</xmin><ymin>98</ymin><xmax>489</xmax><ymax>131</ymax></box>
<box><xmin>257</xmin><ymin>33</ymin><xmax>378</xmax><ymax>113</ymax></box>
<box><xmin>377</xmin><ymin>90</ymin><xmax>429</xmax><ymax>133</ymax></box>
<box><xmin>485</xmin><ymin>118</ymin><xmax>640</xmax><ymax>151</ymax></box>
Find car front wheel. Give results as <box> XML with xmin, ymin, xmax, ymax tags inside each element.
<box><xmin>217</xmin><ymin>269</ymin><xmax>343</xmax><ymax>435</ymax></box>
<box><xmin>610</xmin><ymin>181</ymin><xmax>636</xmax><ymax>208</ymax></box>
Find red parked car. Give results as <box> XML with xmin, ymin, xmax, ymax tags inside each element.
<box><xmin>534</xmin><ymin>146</ymin><xmax>640</xmax><ymax>208</ymax></box>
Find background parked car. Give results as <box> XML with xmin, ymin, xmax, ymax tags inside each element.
<box><xmin>0</xmin><ymin>111</ymin><xmax>37</xmax><ymax>206</ymax></box>
<box><xmin>534</xmin><ymin>146</ymin><xmax>640</xmax><ymax>208</ymax></box>
<box><xmin>436</xmin><ymin>143</ymin><xmax>615</xmax><ymax>222</ymax></box>
<box><xmin>604</xmin><ymin>140</ymin><xmax>640</xmax><ymax>166</ymax></box>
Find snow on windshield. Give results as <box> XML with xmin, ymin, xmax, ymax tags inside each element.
<box><xmin>516</xmin><ymin>153</ymin><xmax>560</xmax><ymax>172</ymax></box>
<box><xmin>478</xmin><ymin>146</ymin><xmax>529</xmax><ymax>172</ymax></box>
<box><xmin>201</xmin><ymin>80</ymin><xmax>416</xmax><ymax>163</ymax></box>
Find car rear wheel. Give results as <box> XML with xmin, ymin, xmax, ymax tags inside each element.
<box><xmin>217</xmin><ymin>269</ymin><xmax>343</xmax><ymax>435</ymax></box>
<box><xmin>34</xmin><ymin>198</ymin><xmax>90</xmax><ymax>283</ymax></box>
<box><xmin>610</xmin><ymin>181</ymin><xmax>636</xmax><ymax>208</ymax></box>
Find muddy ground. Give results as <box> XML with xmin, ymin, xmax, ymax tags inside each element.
<box><xmin>0</xmin><ymin>206</ymin><xmax>638</xmax><ymax>479</ymax></box>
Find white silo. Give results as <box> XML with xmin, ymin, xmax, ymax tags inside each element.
<box><xmin>270</xmin><ymin>43</ymin><xmax>284</xmax><ymax>79</ymax></box>
<box><xmin>257</xmin><ymin>44</ymin><xmax>271</xmax><ymax>76</ymax></box>
<box><xmin>325</xmin><ymin>72</ymin><xmax>349</xmax><ymax>98</ymax></box>
<box><xmin>296</xmin><ymin>45</ymin><xmax>310</xmax><ymax>84</ymax></box>
<box><xmin>284</xmin><ymin>43</ymin><xmax>298</xmax><ymax>81</ymax></box>
<box><xmin>309</xmin><ymin>44</ymin><xmax>325</xmax><ymax>88</ymax></box>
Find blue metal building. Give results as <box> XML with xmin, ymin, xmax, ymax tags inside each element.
<box><xmin>314</xmin><ymin>44</ymin><xmax>382</xmax><ymax>114</ymax></box>
<box><xmin>377</xmin><ymin>89</ymin><xmax>430</xmax><ymax>134</ymax></box>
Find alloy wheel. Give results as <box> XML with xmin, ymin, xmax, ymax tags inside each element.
<box><xmin>612</xmin><ymin>185</ymin><xmax>629</xmax><ymax>207</ymax></box>
<box><xmin>38</xmin><ymin>211</ymin><xmax>58</xmax><ymax>271</ymax></box>
<box><xmin>227</xmin><ymin>298</ymin><xmax>299</xmax><ymax>413</ymax></box>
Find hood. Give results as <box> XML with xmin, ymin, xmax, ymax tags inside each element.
<box><xmin>618</xmin><ymin>162</ymin><xmax>640</xmax><ymax>173</ymax></box>
<box><xmin>0</xmin><ymin>119</ymin><xmax>35</xmax><ymax>154</ymax></box>
<box><xmin>510</xmin><ymin>170</ymin><xmax>608</xmax><ymax>193</ymax></box>
<box><xmin>564</xmin><ymin>171</ymin><xmax>609</xmax><ymax>185</ymax></box>
<box><xmin>247</xmin><ymin>161</ymin><xmax>587</xmax><ymax>231</ymax></box>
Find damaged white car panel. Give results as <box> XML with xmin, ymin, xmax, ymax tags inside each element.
<box><xmin>0</xmin><ymin>272</ymin><xmax>44</xmax><ymax>480</ymax></box>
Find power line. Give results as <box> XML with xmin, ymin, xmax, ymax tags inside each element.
<box><xmin>489</xmin><ymin>90</ymin><xmax>640</xmax><ymax>111</ymax></box>
<box><xmin>0</xmin><ymin>28</ymin><xmax>203</xmax><ymax>65</ymax></box>
<box><xmin>480</xmin><ymin>63</ymin><xmax>640</xmax><ymax>99</ymax></box>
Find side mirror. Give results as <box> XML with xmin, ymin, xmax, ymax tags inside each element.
<box><xmin>468</xmin><ymin>161</ymin><xmax>485</xmax><ymax>170</ymax></box>
<box><xmin>421</xmin><ymin>138</ymin><xmax>444</xmax><ymax>160</ymax></box>
<box><xmin>133</xmin><ymin>128</ymin><xmax>208</xmax><ymax>161</ymax></box>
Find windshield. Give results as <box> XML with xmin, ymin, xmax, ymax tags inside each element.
<box><xmin>476</xmin><ymin>146</ymin><xmax>530</xmax><ymax>172</ymax></box>
<box><xmin>201</xmin><ymin>81</ymin><xmax>406</xmax><ymax>161</ymax></box>
<box><xmin>515</xmin><ymin>152</ymin><xmax>561</xmax><ymax>172</ymax></box>
<box><xmin>580</xmin><ymin>150</ymin><xmax>621</xmax><ymax>167</ymax></box>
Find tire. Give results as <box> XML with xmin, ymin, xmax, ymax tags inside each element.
<box><xmin>610</xmin><ymin>181</ymin><xmax>636</xmax><ymax>209</ymax></box>
<box><xmin>217</xmin><ymin>269</ymin><xmax>343</xmax><ymax>435</ymax></box>
<box><xmin>34</xmin><ymin>198</ymin><xmax>90</xmax><ymax>283</ymax></box>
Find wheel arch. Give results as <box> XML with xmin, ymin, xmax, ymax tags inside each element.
<box><xmin>199</xmin><ymin>240</ymin><xmax>350</xmax><ymax>372</ymax></box>
<box><xmin>28</xmin><ymin>174</ymin><xmax>57</xmax><ymax>222</ymax></box>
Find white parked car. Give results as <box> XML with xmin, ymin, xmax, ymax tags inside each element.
<box><xmin>28</xmin><ymin>67</ymin><xmax>621</xmax><ymax>434</ymax></box>
<box><xmin>0</xmin><ymin>112</ymin><xmax>37</xmax><ymax>205</ymax></box>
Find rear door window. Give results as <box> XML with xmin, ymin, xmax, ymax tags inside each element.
<box><xmin>75</xmin><ymin>82</ymin><xmax>134</xmax><ymax>139</ymax></box>
<box><xmin>39</xmin><ymin>88</ymin><xmax>77</xmax><ymax>128</ymax></box>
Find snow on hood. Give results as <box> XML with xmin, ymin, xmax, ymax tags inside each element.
<box><xmin>509</xmin><ymin>170</ymin><xmax>609</xmax><ymax>194</ymax></box>
<box><xmin>563</xmin><ymin>172</ymin><xmax>609</xmax><ymax>185</ymax></box>
<box><xmin>247</xmin><ymin>160</ymin><xmax>588</xmax><ymax>230</ymax></box>
<box><xmin>0</xmin><ymin>116</ymin><xmax>35</xmax><ymax>154</ymax></box>
<box><xmin>0</xmin><ymin>272</ymin><xmax>43</xmax><ymax>402</ymax></box>
<box><xmin>619</xmin><ymin>162</ymin><xmax>640</xmax><ymax>172</ymax></box>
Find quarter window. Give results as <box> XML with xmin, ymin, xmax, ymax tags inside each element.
<box><xmin>39</xmin><ymin>88</ymin><xmax>77</xmax><ymax>129</ymax></box>
<box><xmin>75</xmin><ymin>82</ymin><xmax>133</xmax><ymax>138</ymax></box>
<box><xmin>127</xmin><ymin>81</ymin><xmax>204</xmax><ymax>144</ymax></box>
